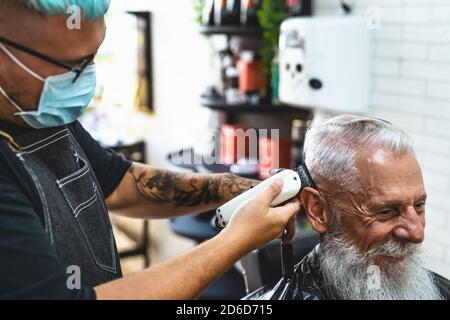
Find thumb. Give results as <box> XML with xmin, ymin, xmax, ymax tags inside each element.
<box><xmin>272</xmin><ymin>198</ymin><xmax>301</xmax><ymax>222</ymax></box>
<box><xmin>257</xmin><ymin>179</ymin><xmax>283</xmax><ymax>206</ymax></box>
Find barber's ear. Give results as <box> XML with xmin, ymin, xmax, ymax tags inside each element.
<box><xmin>300</xmin><ymin>187</ymin><xmax>328</xmax><ymax>234</ymax></box>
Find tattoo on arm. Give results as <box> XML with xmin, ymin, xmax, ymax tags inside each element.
<box><xmin>129</xmin><ymin>164</ymin><xmax>259</xmax><ymax>208</ymax></box>
<box><xmin>217</xmin><ymin>173</ymin><xmax>260</xmax><ymax>202</ymax></box>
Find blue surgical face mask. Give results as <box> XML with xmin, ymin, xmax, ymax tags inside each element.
<box><xmin>0</xmin><ymin>43</ymin><xmax>96</xmax><ymax>129</ymax></box>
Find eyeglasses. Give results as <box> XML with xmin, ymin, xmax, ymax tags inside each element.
<box><xmin>0</xmin><ymin>36</ymin><xmax>95</xmax><ymax>83</ymax></box>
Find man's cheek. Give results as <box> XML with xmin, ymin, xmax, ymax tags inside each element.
<box><xmin>362</xmin><ymin>222</ymin><xmax>391</xmax><ymax>251</ymax></box>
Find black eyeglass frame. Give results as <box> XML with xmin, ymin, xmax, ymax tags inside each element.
<box><xmin>0</xmin><ymin>36</ymin><xmax>95</xmax><ymax>83</ymax></box>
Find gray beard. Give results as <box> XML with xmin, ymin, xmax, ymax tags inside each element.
<box><xmin>319</xmin><ymin>232</ymin><xmax>443</xmax><ymax>300</ymax></box>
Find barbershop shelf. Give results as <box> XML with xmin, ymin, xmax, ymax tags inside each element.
<box><xmin>199</xmin><ymin>25</ymin><xmax>262</xmax><ymax>37</ymax></box>
<box><xmin>200</xmin><ymin>96</ymin><xmax>311</xmax><ymax>116</ymax></box>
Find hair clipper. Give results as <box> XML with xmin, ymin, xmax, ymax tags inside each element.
<box><xmin>215</xmin><ymin>163</ymin><xmax>316</xmax><ymax>229</ymax></box>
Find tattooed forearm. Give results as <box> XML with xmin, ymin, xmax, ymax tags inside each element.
<box><xmin>218</xmin><ymin>173</ymin><xmax>260</xmax><ymax>201</ymax></box>
<box><xmin>129</xmin><ymin>164</ymin><xmax>259</xmax><ymax>208</ymax></box>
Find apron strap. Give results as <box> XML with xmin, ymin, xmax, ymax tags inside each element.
<box><xmin>0</xmin><ymin>129</ymin><xmax>21</xmax><ymax>153</ymax></box>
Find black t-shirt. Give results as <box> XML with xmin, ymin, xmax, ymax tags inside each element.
<box><xmin>0</xmin><ymin>120</ymin><xmax>131</xmax><ymax>299</ymax></box>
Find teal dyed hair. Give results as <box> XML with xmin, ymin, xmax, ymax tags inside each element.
<box><xmin>23</xmin><ymin>0</ymin><xmax>110</xmax><ymax>19</ymax></box>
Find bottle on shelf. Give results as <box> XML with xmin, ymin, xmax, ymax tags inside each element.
<box><xmin>214</xmin><ymin>0</ymin><xmax>241</xmax><ymax>26</ymax></box>
<box><xmin>220</xmin><ymin>124</ymin><xmax>251</xmax><ymax>165</ymax></box>
<box><xmin>286</xmin><ymin>0</ymin><xmax>313</xmax><ymax>17</ymax></box>
<box><xmin>271</xmin><ymin>51</ymin><xmax>280</xmax><ymax>103</ymax></box>
<box><xmin>259</xmin><ymin>135</ymin><xmax>292</xmax><ymax>179</ymax></box>
<box><xmin>227</xmin><ymin>0</ymin><xmax>241</xmax><ymax>26</ymax></box>
<box><xmin>202</xmin><ymin>0</ymin><xmax>215</xmax><ymax>26</ymax></box>
<box><xmin>237</xmin><ymin>51</ymin><xmax>264</xmax><ymax>105</ymax></box>
<box><xmin>240</xmin><ymin>0</ymin><xmax>261</xmax><ymax>27</ymax></box>
<box><xmin>219</xmin><ymin>48</ymin><xmax>235</xmax><ymax>97</ymax></box>
<box><xmin>214</xmin><ymin>0</ymin><xmax>226</xmax><ymax>26</ymax></box>
<box><xmin>225</xmin><ymin>67</ymin><xmax>240</xmax><ymax>105</ymax></box>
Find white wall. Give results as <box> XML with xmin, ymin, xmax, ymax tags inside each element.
<box><xmin>110</xmin><ymin>0</ymin><xmax>450</xmax><ymax>278</ymax></box>
<box><xmin>110</xmin><ymin>0</ymin><xmax>216</xmax><ymax>168</ymax></box>
<box><xmin>315</xmin><ymin>0</ymin><xmax>450</xmax><ymax>278</ymax></box>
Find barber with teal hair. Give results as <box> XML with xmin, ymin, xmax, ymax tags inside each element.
<box><xmin>0</xmin><ymin>0</ymin><xmax>300</xmax><ymax>299</ymax></box>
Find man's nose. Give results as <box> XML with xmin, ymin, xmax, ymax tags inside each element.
<box><xmin>392</xmin><ymin>207</ymin><xmax>425</xmax><ymax>244</ymax></box>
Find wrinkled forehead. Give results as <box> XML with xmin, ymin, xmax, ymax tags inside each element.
<box><xmin>355</xmin><ymin>148</ymin><xmax>425</xmax><ymax>205</ymax></box>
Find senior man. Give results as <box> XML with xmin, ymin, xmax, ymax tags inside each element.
<box><xmin>282</xmin><ymin>115</ymin><xmax>449</xmax><ymax>300</ymax></box>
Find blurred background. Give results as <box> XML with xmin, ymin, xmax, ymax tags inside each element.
<box><xmin>80</xmin><ymin>0</ymin><xmax>450</xmax><ymax>298</ymax></box>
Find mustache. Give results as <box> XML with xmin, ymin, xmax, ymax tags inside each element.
<box><xmin>365</xmin><ymin>240</ymin><xmax>420</xmax><ymax>260</ymax></box>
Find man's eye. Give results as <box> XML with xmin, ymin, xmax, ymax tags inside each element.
<box><xmin>376</xmin><ymin>206</ymin><xmax>402</xmax><ymax>217</ymax></box>
<box><xmin>414</xmin><ymin>202</ymin><xmax>426</xmax><ymax>211</ymax></box>
<box><xmin>378</xmin><ymin>209</ymin><xmax>395</xmax><ymax>216</ymax></box>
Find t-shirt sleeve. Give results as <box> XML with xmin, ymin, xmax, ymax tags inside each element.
<box><xmin>69</xmin><ymin>121</ymin><xmax>132</xmax><ymax>199</ymax></box>
<box><xmin>0</xmin><ymin>172</ymin><xmax>95</xmax><ymax>300</ymax></box>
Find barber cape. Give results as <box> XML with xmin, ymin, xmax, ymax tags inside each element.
<box><xmin>245</xmin><ymin>246</ymin><xmax>450</xmax><ymax>300</ymax></box>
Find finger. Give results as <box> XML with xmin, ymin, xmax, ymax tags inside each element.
<box><xmin>271</xmin><ymin>199</ymin><xmax>301</xmax><ymax>222</ymax></box>
<box><xmin>256</xmin><ymin>179</ymin><xmax>283</xmax><ymax>206</ymax></box>
<box><xmin>282</xmin><ymin>215</ymin><xmax>297</xmax><ymax>243</ymax></box>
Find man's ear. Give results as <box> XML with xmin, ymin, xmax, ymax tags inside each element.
<box><xmin>300</xmin><ymin>187</ymin><xmax>329</xmax><ymax>234</ymax></box>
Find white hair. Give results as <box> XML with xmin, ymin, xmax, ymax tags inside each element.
<box><xmin>304</xmin><ymin>114</ymin><xmax>415</xmax><ymax>193</ymax></box>
<box><xmin>320</xmin><ymin>232</ymin><xmax>443</xmax><ymax>300</ymax></box>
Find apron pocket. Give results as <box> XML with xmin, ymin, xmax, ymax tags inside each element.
<box><xmin>57</xmin><ymin>157</ymin><xmax>117</xmax><ymax>274</ymax></box>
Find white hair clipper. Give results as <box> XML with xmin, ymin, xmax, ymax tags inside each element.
<box><xmin>215</xmin><ymin>164</ymin><xmax>316</xmax><ymax>229</ymax></box>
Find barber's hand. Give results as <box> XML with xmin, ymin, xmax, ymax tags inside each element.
<box><xmin>222</xmin><ymin>179</ymin><xmax>300</xmax><ymax>252</ymax></box>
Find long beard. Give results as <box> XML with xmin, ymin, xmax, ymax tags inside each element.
<box><xmin>319</xmin><ymin>232</ymin><xmax>443</xmax><ymax>300</ymax></box>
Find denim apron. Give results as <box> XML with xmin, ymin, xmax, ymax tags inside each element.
<box><xmin>12</xmin><ymin>126</ymin><xmax>122</xmax><ymax>287</ymax></box>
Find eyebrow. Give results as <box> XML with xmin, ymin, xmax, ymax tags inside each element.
<box><xmin>370</xmin><ymin>194</ymin><xmax>427</xmax><ymax>208</ymax></box>
<box><xmin>416</xmin><ymin>194</ymin><xmax>427</xmax><ymax>203</ymax></box>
